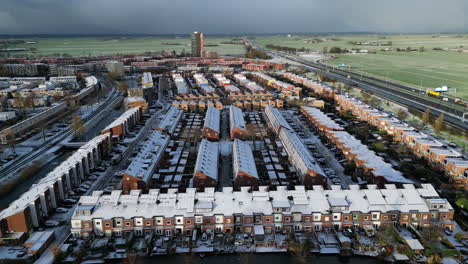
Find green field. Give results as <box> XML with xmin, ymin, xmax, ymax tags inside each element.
<box><xmin>254</xmin><ymin>35</ymin><xmax>468</xmax><ymax>99</ymax></box>
<box><xmin>2</xmin><ymin>37</ymin><xmax>245</xmax><ymax>57</ymax></box>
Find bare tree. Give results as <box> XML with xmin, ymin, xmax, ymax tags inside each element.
<box><xmin>397</xmin><ymin>109</ymin><xmax>408</xmax><ymax>120</ymax></box>
<box><xmin>422</xmin><ymin>107</ymin><xmax>431</xmax><ymax>124</ymax></box>
<box><xmin>71</xmin><ymin>114</ymin><xmax>85</xmax><ymax>138</ymax></box>
<box><xmin>434</xmin><ymin>113</ymin><xmax>445</xmax><ymax>134</ymax></box>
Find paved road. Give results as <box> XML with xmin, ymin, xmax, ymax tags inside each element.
<box><xmin>244</xmin><ymin>39</ymin><xmax>468</xmax><ymax>131</ymax></box>
<box><xmin>0</xmin><ymin>81</ymin><xmax>121</xmax><ymax>178</ymax></box>
<box><xmin>34</xmin><ymin>101</ymin><xmax>170</xmax><ymax>264</ymax></box>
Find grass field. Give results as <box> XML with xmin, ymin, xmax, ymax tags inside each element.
<box><xmin>2</xmin><ymin>37</ymin><xmax>245</xmax><ymax>57</ymax></box>
<box><xmin>254</xmin><ymin>34</ymin><xmax>468</xmax><ymax>99</ymax></box>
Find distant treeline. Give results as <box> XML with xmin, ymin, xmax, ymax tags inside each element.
<box><xmin>265</xmin><ymin>44</ymin><xmax>311</xmax><ymax>53</ymax></box>
<box><xmin>245</xmin><ymin>46</ymin><xmax>271</xmax><ymax>60</ymax></box>
<box><xmin>162</xmin><ymin>43</ymin><xmax>182</xmax><ymax>45</ymax></box>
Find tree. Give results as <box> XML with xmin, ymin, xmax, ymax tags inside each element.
<box><xmin>24</xmin><ymin>93</ymin><xmax>35</xmax><ymax>109</ymax></box>
<box><xmin>14</xmin><ymin>92</ymin><xmax>26</xmax><ymax>111</ymax></box>
<box><xmin>322</xmin><ymin>47</ymin><xmax>328</xmax><ymax>53</ymax></box>
<box><xmin>420</xmin><ymin>226</ymin><xmax>442</xmax><ymax>250</ymax></box>
<box><xmin>107</xmin><ymin>71</ymin><xmax>121</xmax><ymax>81</ymax></box>
<box><xmin>71</xmin><ymin>115</ymin><xmax>85</xmax><ymax>138</ymax></box>
<box><xmin>329</xmin><ymin>47</ymin><xmax>342</xmax><ymax>53</ymax></box>
<box><xmin>397</xmin><ymin>109</ymin><xmax>409</xmax><ymax>120</ymax></box>
<box><xmin>422</xmin><ymin>107</ymin><xmax>431</xmax><ymax>124</ymax></box>
<box><xmin>116</xmin><ymin>81</ymin><xmax>129</xmax><ymax>94</ymax></box>
<box><xmin>434</xmin><ymin>113</ymin><xmax>445</xmax><ymax>133</ymax></box>
<box><xmin>370</xmin><ymin>96</ymin><xmax>382</xmax><ymax>108</ymax></box>
<box><xmin>419</xmin><ymin>46</ymin><xmax>425</xmax><ymax>52</ymax></box>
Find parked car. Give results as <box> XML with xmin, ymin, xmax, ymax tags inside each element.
<box><xmin>45</xmin><ymin>220</ymin><xmax>60</xmax><ymax>227</ymax></box>
<box><xmin>56</xmin><ymin>207</ymin><xmax>68</xmax><ymax>213</ymax></box>
<box><xmin>64</xmin><ymin>198</ymin><xmax>77</xmax><ymax>204</ymax></box>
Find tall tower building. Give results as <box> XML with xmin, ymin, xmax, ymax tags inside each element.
<box><xmin>191</xmin><ymin>31</ymin><xmax>204</xmax><ymax>57</ymax></box>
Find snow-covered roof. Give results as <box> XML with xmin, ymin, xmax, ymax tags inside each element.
<box><xmin>71</xmin><ymin>184</ymin><xmax>451</xmax><ymax>220</ymax></box>
<box><xmin>328</xmin><ymin>131</ymin><xmax>412</xmax><ymax>184</ymax></box>
<box><xmin>302</xmin><ymin>106</ymin><xmax>343</xmax><ymax>131</ymax></box>
<box><xmin>264</xmin><ymin>105</ymin><xmax>292</xmax><ymax>134</ymax></box>
<box><xmin>278</xmin><ymin>128</ymin><xmax>325</xmax><ymax>179</ymax></box>
<box><xmin>0</xmin><ymin>133</ymin><xmax>110</xmax><ymax>220</ymax></box>
<box><xmin>172</xmin><ymin>73</ymin><xmax>188</xmax><ymax>94</ymax></box>
<box><xmin>203</xmin><ymin>106</ymin><xmax>220</xmax><ymax>134</ymax></box>
<box><xmin>229</xmin><ymin>105</ymin><xmax>246</xmax><ymax>131</ymax></box>
<box><xmin>103</xmin><ymin>106</ymin><xmax>141</xmax><ymax>132</ymax></box>
<box><xmin>233</xmin><ymin>139</ymin><xmax>259</xmax><ymax>179</ymax></box>
<box><xmin>124</xmin><ymin>130</ymin><xmax>170</xmax><ymax>183</ymax></box>
<box><xmin>194</xmin><ymin>139</ymin><xmax>219</xmax><ymax>181</ymax></box>
<box><xmin>142</xmin><ymin>72</ymin><xmax>154</xmax><ymax>88</ymax></box>
<box><xmin>157</xmin><ymin>106</ymin><xmax>183</xmax><ymax>135</ymax></box>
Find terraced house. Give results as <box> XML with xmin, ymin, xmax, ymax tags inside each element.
<box><xmin>70</xmin><ymin>184</ymin><xmax>454</xmax><ymax>239</ymax></box>
<box><xmin>334</xmin><ymin>94</ymin><xmax>468</xmax><ymax>189</ymax></box>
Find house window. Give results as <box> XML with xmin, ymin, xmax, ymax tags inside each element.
<box><xmin>353</xmin><ymin>214</ymin><xmax>358</xmax><ymax>220</ymax></box>
<box><xmin>314</xmin><ymin>215</ymin><xmax>320</xmax><ymax>221</ymax></box>
<box><xmin>344</xmin><ymin>216</ymin><xmax>349</xmax><ymax>221</ymax></box>
<box><xmin>265</xmin><ymin>218</ymin><xmax>271</xmax><ymax>222</ymax></box>
<box><xmin>314</xmin><ymin>225</ymin><xmax>321</xmax><ymax>231</ymax></box>
<box><xmin>364</xmin><ymin>216</ymin><xmax>369</xmax><ymax>221</ymax></box>
<box><xmin>166</xmin><ymin>221</ymin><xmax>171</xmax><ymax>225</ymax></box>
<box><xmin>84</xmin><ymin>223</ymin><xmax>90</xmax><ymax>228</ymax></box>
<box><xmin>116</xmin><ymin>221</ymin><xmax>121</xmax><ymax>225</ymax></box>
<box><xmin>305</xmin><ymin>217</ymin><xmax>310</xmax><ymax>222</ymax></box>
<box><xmin>156</xmin><ymin>229</ymin><xmax>162</xmax><ymax>235</ymax></box>
<box><xmin>225</xmin><ymin>219</ymin><xmax>231</xmax><ymax>224</ymax></box>
<box><xmin>372</xmin><ymin>214</ymin><xmax>379</xmax><ymax>220</ymax></box>
<box><xmin>187</xmin><ymin>220</ymin><xmax>191</xmax><ymax>225</ymax></box>
<box><xmin>333</xmin><ymin>215</ymin><xmax>339</xmax><ymax>220</ymax></box>
<box><xmin>105</xmin><ymin>223</ymin><xmax>110</xmax><ymax>227</ymax></box>
<box><xmin>146</xmin><ymin>221</ymin><xmax>151</xmax><ymax>226</ymax></box>
<box><xmin>126</xmin><ymin>222</ymin><xmax>130</xmax><ymax>226</ymax></box>
<box><xmin>177</xmin><ymin>219</ymin><xmax>182</xmax><ymax>223</ymax></box>
<box><xmin>403</xmin><ymin>215</ymin><xmax>408</xmax><ymax>220</ymax></box>
<box><xmin>324</xmin><ymin>217</ymin><xmax>329</xmax><ymax>222</ymax></box>
<box><xmin>383</xmin><ymin>216</ymin><xmax>388</xmax><ymax>220</ymax></box>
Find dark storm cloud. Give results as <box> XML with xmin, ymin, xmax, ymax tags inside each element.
<box><xmin>0</xmin><ymin>0</ymin><xmax>467</xmax><ymax>34</ymax></box>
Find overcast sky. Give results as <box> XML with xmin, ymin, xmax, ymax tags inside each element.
<box><xmin>1</xmin><ymin>0</ymin><xmax>467</xmax><ymax>35</ymax></box>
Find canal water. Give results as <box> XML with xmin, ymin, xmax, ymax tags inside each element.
<box><xmin>129</xmin><ymin>254</ymin><xmax>380</xmax><ymax>264</ymax></box>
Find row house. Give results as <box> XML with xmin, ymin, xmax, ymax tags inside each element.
<box><xmin>232</xmin><ymin>139</ymin><xmax>259</xmax><ymax>187</ymax></box>
<box><xmin>0</xmin><ymin>133</ymin><xmax>111</xmax><ymax>236</ymax></box>
<box><xmin>301</xmin><ymin>106</ymin><xmax>344</xmax><ymax>134</ymax></box>
<box><xmin>278</xmin><ymin>128</ymin><xmax>327</xmax><ymax>187</ymax></box>
<box><xmin>283</xmin><ymin>73</ymin><xmax>335</xmax><ymax>98</ymax></box>
<box><xmin>264</xmin><ymin>105</ymin><xmax>292</xmax><ymax>134</ymax></box>
<box><xmin>175</xmin><ymin>92</ymin><xmax>221</xmax><ymax>102</ymax></box>
<box><xmin>173</xmin><ymin>100</ymin><xmax>223</xmax><ymax>112</ymax></box>
<box><xmin>121</xmin><ymin>130</ymin><xmax>170</xmax><ymax>194</ymax></box>
<box><xmin>202</xmin><ymin>106</ymin><xmax>220</xmax><ymax>141</ymax></box>
<box><xmin>193</xmin><ymin>139</ymin><xmax>219</xmax><ymax>189</ymax></box>
<box><xmin>233</xmin><ymin>74</ymin><xmax>265</xmax><ymax>93</ymax></box>
<box><xmin>70</xmin><ymin>184</ymin><xmax>454</xmax><ymax>239</ymax></box>
<box><xmin>251</xmin><ymin>72</ymin><xmax>295</xmax><ymax>92</ymax></box>
<box><xmin>327</xmin><ymin>130</ymin><xmax>412</xmax><ymax>185</ymax></box>
<box><xmin>101</xmin><ymin>106</ymin><xmax>142</xmax><ymax>140</ymax></box>
<box><xmin>334</xmin><ymin>94</ymin><xmax>467</xmax><ymax>188</ymax></box>
<box><xmin>156</xmin><ymin>106</ymin><xmax>183</xmax><ymax>136</ymax></box>
<box><xmin>229</xmin><ymin>105</ymin><xmax>248</xmax><ymax>140</ymax></box>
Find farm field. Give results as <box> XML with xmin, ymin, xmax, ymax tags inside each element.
<box><xmin>2</xmin><ymin>37</ymin><xmax>245</xmax><ymax>57</ymax></box>
<box><xmin>255</xmin><ymin>34</ymin><xmax>468</xmax><ymax>99</ymax></box>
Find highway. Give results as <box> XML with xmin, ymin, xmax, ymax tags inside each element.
<box><xmin>245</xmin><ymin>39</ymin><xmax>468</xmax><ymax>131</ymax></box>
